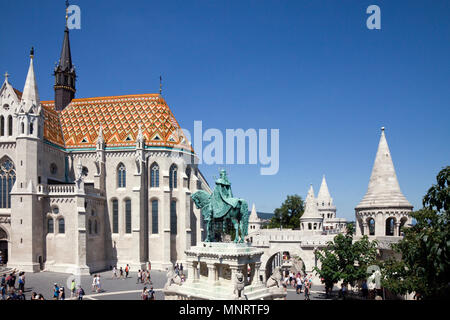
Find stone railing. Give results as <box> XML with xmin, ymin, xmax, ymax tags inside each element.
<box><xmin>47</xmin><ymin>184</ymin><xmax>76</xmax><ymax>194</ymax></box>
<box><xmin>36</xmin><ymin>183</ymin><xmax>105</xmax><ymax>198</ymax></box>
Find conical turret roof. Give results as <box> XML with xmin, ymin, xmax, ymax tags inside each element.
<box><xmin>21</xmin><ymin>49</ymin><xmax>40</xmax><ymax>107</ymax></box>
<box><xmin>301</xmin><ymin>185</ymin><xmax>322</xmax><ymax>220</ymax></box>
<box><xmin>356</xmin><ymin>128</ymin><xmax>412</xmax><ymax>209</ymax></box>
<box><xmin>249</xmin><ymin>203</ymin><xmax>260</xmax><ymax>222</ymax></box>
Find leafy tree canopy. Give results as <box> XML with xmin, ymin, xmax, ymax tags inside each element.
<box><xmin>381</xmin><ymin>166</ymin><xmax>450</xmax><ymax>299</ymax></box>
<box><xmin>313</xmin><ymin>224</ymin><xmax>378</xmax><ymax>288</ymax></box>
<box><xmin>267</xmin><ymin>195</ymin><xmax>304</xmax><ymax>229</ymax></box>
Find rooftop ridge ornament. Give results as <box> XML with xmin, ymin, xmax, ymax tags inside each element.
<box><xmin>159</xmin><ymin>75</ymin><xmax>162</xmax><ymax>95</ymax></box>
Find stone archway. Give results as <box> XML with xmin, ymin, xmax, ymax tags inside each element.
<box><xmin>261</xmin><ymin>246</ymin><xmax>307</xmax><ymax>282</ymax></box>
<box><xmin>0</xmin><ymin>227</ymin><xmax>9</xmax><ymax>265</ymax></box>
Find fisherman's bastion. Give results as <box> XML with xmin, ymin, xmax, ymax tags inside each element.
<box><xmin>0</xmin><ymin>7</ymin><xmax>413</xmax><ymax>286</ymax></box>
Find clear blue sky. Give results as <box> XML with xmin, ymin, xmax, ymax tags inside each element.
<box><xmin>1</xmin><ymin>0</ymin><xmax>449</xmax><ymax>221</ymax></box>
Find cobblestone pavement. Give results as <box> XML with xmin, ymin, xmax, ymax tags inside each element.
<box><xmin>2</xmin><ymin>268</ymin><xmax>329</xmax><ymax>300</ymax></box>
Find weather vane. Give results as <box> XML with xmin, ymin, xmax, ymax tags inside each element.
<box><xmin>159</xmin><ymin>75</ymin><xmax>162</xmax><ymax>95</ymax></box>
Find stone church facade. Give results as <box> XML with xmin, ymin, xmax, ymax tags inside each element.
<box><xmin>0</xmin><ymin>23</ymin><xmax>209</xmax><ymax>274</ymax></box>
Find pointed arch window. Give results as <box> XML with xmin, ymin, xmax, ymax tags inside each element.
<box><xmin>0</xmin><ymin>116</ymin><xmax>4</xmax><ymax>136</ymax></box>
<box><xmin>58</xmin><ymin>218</ymin><xmax>65</xmax><ymax>234</ymax></box>
<box><xmin>150</xmin><ymin>163</ymin><xmax>159</xmax><ymax>188</ymax></box>
<box><xmin>117</xmin><ymin>163</ymin><xmax>126</xmax><ymax>188</ymax></box>
<box><xmin>125</xmin><ymin>199</ymin><xmax>132</xmax><ymax>234</ymax></box>
<box><xmin>186</xmin><ymin>166</ymin><xmax>191</xmax><ymax>190</ymax></box>
<box><xmin>47</xmin><ymin>218</ymin><xmax>54</xmax><ymax>234</ymax></box>
<box><xmin>8</xmin><ymin>116</ymin><xmax>13</xmax><ymax>136</ymax></box>
<box><xmin>88</xmin><ymin>220</ymin><xmax>92</xmax><ymax>235</ymax></box>
<box><xmin>169</xmin><ymin>164</ymin><xmax>178</xmax><ymax>189</ymax></box>
<box><xmin>94</xmin><ymin>220</ymin><xmax>98</xmax><ymax>234</ymax></box>
<box><xmin>170</xmin><ymin>200</ymin><xmax>177</xmax><ymax>235</ymax></box>
<box><xmin>0</xmin><ymin>158</ymin><xmax>16</xmax><ymax>208</ymax></box>
<box><xmin>151</xmin><ymin>199</ymin><xmax>158</xmax><ymax>234</ymax></box>
<box><xmin>112</xmin><ymin>199</ymin><xmax>118</xmax><ymax>234</ymax></box>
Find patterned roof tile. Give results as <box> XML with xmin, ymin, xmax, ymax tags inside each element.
<box><xmin>41</xmin><ymin>93</ymin><xmax>192</xmax><ymax>152</ymax></box>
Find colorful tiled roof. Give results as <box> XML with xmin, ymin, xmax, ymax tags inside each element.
<box><xmin>40</xmin><ymin>94</ymin><xmax>192</xmax><ymax>152</ymax></box>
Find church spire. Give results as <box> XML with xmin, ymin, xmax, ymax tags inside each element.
<box><xmin>21</xmin><ymin>47</ymin><xmax>40</xmax><ymax>110</ymax></box>
<box><xmin>356</xmin><ymin>127</ymin><xmax>412</xmax><ymax>209</ymax></box>
<box><xmin>54</xmin><ymin>1</ymin><xmax>76</xmax><ymax>111</ymax></box>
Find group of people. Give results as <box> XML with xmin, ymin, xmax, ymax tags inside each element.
<box><xmin>53</xmin><ymin>281</ymin><xmax>85</xmax><ymax>300</ymax></box>
<box><xmin>1</xmin><ymin>270</ymin><xmax>26</xmax><ymax>300</ymax></box>
<box><xmin>136</xmin><ymin>269</ymin><xmax>152</xmax><ymax>285</ymax></box>
<box><xmin>174</xmin><ymin>263</ymin><xmax>183</xmax><ymax>275</ymax></box>
<box><xmin>140</xmin><ymin>286</ymin><xmax>156</xmax><ymax>300</ymax></box>
<box><xmin>111</xmin><ymin>264</ymin><xmax>131</xmax><ymax>279</ymax></box>
<box><xmin>284</xmin><ymin>271</ymin><xmax>313</xmax><ymax>300</ymax></box>
<box><xmin>91</xmin><ymin>274</ymin><xmax>102</xmax><ymax>293</ymax></box>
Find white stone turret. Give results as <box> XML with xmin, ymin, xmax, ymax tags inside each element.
<box><xmin>355</xmin><ymin>127</ymin><xmax>413</xmax><ymax>237</ymax></box>
<box><xmin>300</xmin><ymin>185</ymin><xmax>323</xmax><ymax>232</ymax></box>
<box><xmin>248</xmin><ymin>203</ymin><xmax>263</xmax><ymax>233</ymax></box>
<box><xmin>317</xmin><ymin>175</ymin><xmax>336</xmax><ymax>219</ymax></box>
<box><xmin>16</xmin><ymin>49</ymin><xmax>43</xmax><ymax>139</ymax></box>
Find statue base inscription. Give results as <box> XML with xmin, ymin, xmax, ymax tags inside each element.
<box><xmin>164</xmin><ymin>242</ymin><xmax>286</xmax><ymax>300</ymax></box>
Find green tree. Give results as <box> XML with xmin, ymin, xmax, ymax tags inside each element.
<box><xmin>267</xmin><ymin>195</ymin><xmax>304</xmax><ymax>229</ymax></box>
<box><xmin>381</xmin><ymin>166</ymin><xmax>450</xmax><ymax>299</ymax></box>
<box><xmin>313</xmin><ymin>224</ymin><xmax>378</xmax><ymax>291</ymax></box>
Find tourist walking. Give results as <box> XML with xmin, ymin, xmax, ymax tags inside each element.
<box><xmin>125</xmin><ymin>264</ymin><xmax>130</xmax><ymax>278</ymax></box>
<box><xmin>18</xmin><ymin>272</ymin><xmax>25</xmax><ymax>292</ymax></box>
<box><xmin>96</xmin><ymin>275</ymin><xmax>102</xmax><ymax>292</ymax></box>
<box><xmin>137</xmin><ymin>270</ymin><xmax>142</xmax><ymax>284</ymax></box>
<box><xmin>119</xmin><ymin>267</ymin><xmax>124</xmax><ymax>279</ymax></box>
<box><xmin>1</xmin><ymin>283</ymin><xmax>6</xmax><ymax>300</ymax></box>
<box><xmin>141</xmin><ymin>287</ymin><xmax>148</xmax><ymax>300</ymax></box>
<box><xmin>59</xmin><ymin>287</ymin><xmax>65</xmax><ymax>300</ymax></box>
<box><xmin>70</xmin><ymin>279</ymin><xmax>76</xmax><ymax>298</ymax></box>
<box><xmin>92</xmin><ymin>275</ymin><xmax>97</xmax><ymax>292</ymax></box>
<box><xmin>304</xmin><ymin>281</ymin><xmax>310</xmax><ymax>300</ymax></box>
<box><xmin>53</xmin><ymin>283</ymin><xmax>60</xmax><ymax>300</ymax></box>
<box><xmin>77</xmin><ymin>285</ymin><xmax>85</xmax><ymax>300</ymax></box>
<box><xmin>148</xmin><ymin>286</ymin><xmax>155</xmax><ymax>300</ymax></box>
<box><xmin>112</xmin><ymin>265</ymin><xmax>118</xmax><ymax>279</ymax></box>
<box><xmin>296</xmin><ymin>276</ymin><xmax>302</xmax><ymax>294</ymax></box>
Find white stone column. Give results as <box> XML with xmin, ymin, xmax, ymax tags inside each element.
<box><xmin>207</xmin><ymin>263</ymin><xmax>216</xmax><ymax>283</ymax></box>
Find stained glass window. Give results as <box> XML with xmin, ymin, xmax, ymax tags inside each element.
<box><xmin>125</xmin><ymin>199</ymin><xmax>132</xmax><ymax>234</ymax></box>
<box><xmin>169</xmin><ymin>164</ymin><xmax>177</xmax><ymax>189</ymax></box>
<box><xmin>0</xmin><ymin>158</ymin><xmax>16</xmax><ymax>208</ymax></box>
<box><xmin>112</xmin><ymin>199</ymin><xmax>118</xmax><ymax>233</ymax></box>
<box><xmin>117</xmin><ymin>163</ymin><xmax>126</xmax><ymax>188</ymax></box>
<box><xmin>150</xmin><ymin>163</ymin><xmax>159</xmax><ymax>188</ymax></box>
<box><xmin>151</xmin><ymin>200</ymin><xmax>158</xmax><ymax>234</ymax></box>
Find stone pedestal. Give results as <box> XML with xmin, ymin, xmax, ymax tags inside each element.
<box><xmin>164</xmin><ymin>242</ymin><xmax>286</xmax><ymax>300</ymax></box>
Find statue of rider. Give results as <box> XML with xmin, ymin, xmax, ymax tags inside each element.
<box><xmin>211</xmin><ymin>170</ymin><xmax>239</xmax><ymax>219</ymax></box>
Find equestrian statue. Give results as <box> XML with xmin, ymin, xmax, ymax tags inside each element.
<box><xmin>191</xmin><ymin>169</ymin><xmax>249</xmax><ymax>243</ymax></box>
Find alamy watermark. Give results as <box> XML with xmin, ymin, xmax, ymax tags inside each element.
<box><xmin>170</xmin><ymin>121</ymin><xmax>280</xmax><ymax>176</ymax></box>
<box><xmin>366</xmin><ymin>5</ymin><xmax>381</xmax><ymax>30</ymax></box>
<box><xmin>67</xmin><ymin>4</ymin><xmax>81</xmax><ymax>30</ymax></box>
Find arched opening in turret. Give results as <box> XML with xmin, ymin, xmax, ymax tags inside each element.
<box><xmin>366</xmin><ymin>217</ymin><xmax>375</xmax><ymax>236</ymax></box>
<box><xmin>385</xmin><ymin>217</ymin><xmax>396</xmax><ymax>236</ymax></box>
<box><xmin>399</xmin><ymin>217</ymin><xmax>408</xmax><ymax>236</ymax></box>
